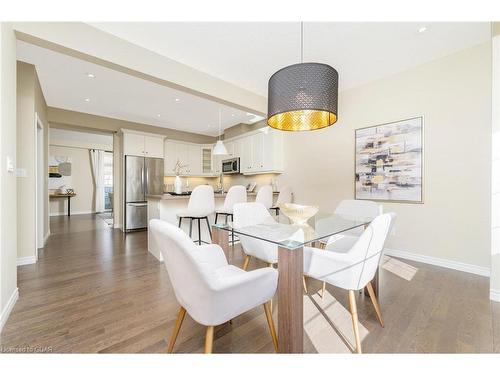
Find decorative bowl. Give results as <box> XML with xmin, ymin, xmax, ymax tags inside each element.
<box><xmin>279</xmin><ymin>203</ymin><xmax>319</xmax><ymax>225</ymax></box>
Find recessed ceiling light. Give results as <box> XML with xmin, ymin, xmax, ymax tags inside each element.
<box><xmin>86</xmin><ymin>72</ymin><xmax>95</xmax><ymax>78</ymax></box>
<box><xmin>231</xmin><ymin>114</ymin><xmax>235</xmax><ymax>117</ymax></box>
<box><xmin>175</xmin><ymin>98</ymin><xmax>180</xmax><ymax>102</ymax></box>
<box><xmin>84</xmin><ymin>98</ymin><xmax>90</xmax><ymax>102</ymax></box>
<box><xmin>157</xmin><ymin>114</ymin><xmax>161</xmax><ymax>118</ymax></box>
<box><xmin>418</xmin><ymin>26</ymin><xmax>427</xmax><ymax>33</ymax></box>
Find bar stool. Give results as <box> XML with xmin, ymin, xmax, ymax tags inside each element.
<box><xmin>270</xmin><ymin>186</ymin><xmax>292</xmax><ymax>216</ymax></box>
<box><xmin>177</xmin><ymin>185</ymin><xmax>215</xmax><ymax>245</ymax></box>
<box><xmin>215</xmin><ymin>185</ymin><xmax>247</xmax><ymax>245</ymax></box>
<box><xmin>255</xmin><ymin>185</ymin><xmax>273</xmax><ymax>210</ymax></box>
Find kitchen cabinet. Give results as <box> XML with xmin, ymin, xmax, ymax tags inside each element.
<box><xmin>165</xmin><ymin>140</ymin><xmax>215</xmax><ymax>176</ymax></box>
<box><xmin>188</xmin><ymin>145</ymin><xmax>201</xmax><ymax>175</ymax></box>
<box><xmin>144</xmin><ymin>136</ymin><xmax>164</xmax><ymax>158</ymax></box>
<box><xmin>123</xmin><ymin>132</ymin><xmax>165</xmax><ymax>158</ymax></box>
<box><xmin>238</xmin><ymin>130</ymin><xmax>284</xmax><ymax>175</ymax></box>
<box><xmin>201</xmin><ymin>147</ymin><xmax>213</xmax><ymax>174</ymax></box>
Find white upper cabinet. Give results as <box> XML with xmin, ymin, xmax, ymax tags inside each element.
<box><xmin>123</xmin><ymin>133</ymin><xmax>146</xmax><ymax>157</ymax></box>
<box><xmin>123</xmin><ymin>131</ymin><xmax>165</xmax><ymax>158</ymax></box>
<box><xmin>188</xmin><ymin>145</ymin><xmax>201</xmax><ymax>175</ymax></box>
<box><xmin>164</xmin><ymin>140</ymin><xmax>214</xmax><ymax>177</ymax></box>
<box><xmin>238</xmin><ymin>129</ymin><xmax>284</xmax><ymax>175</ymax></box>
<box><xmin>164</xmin><ymin>140</ymin><xmax>176</xmax><ymax>175</ymax></box>
<box><xmin>144</xmin><ymin>136</ymin><xmax>164</xmax><ymax>158</ymax></box>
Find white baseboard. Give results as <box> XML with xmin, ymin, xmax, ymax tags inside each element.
<box><xmin>50</xmin><ymin>211</ymin><xmax>95</xmax><ymax>217</ymax></box>
<box><xmin>0</xmin><ymin>288</ymin><xmax>19</xmax><ymax>333</ymax></box>
<box><xmin>17</xmin><ymin>256</ymin><xmax>37</xmax><ymax>266</ymax></box>
<box><xmin>490</xmin><ymin>289</ymin><xmax>500</xmax><ymax>302</ymax></box>
<box><xmin>384</xmin><ymin>248</ymin><xmax>490</xmax><ymax>277</ymax></box>
<box><xmin>43</xmin><ymin>230</ymin><xmax>50</xmax><ymax>245</ymax></box>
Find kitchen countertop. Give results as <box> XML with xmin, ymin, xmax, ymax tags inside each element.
<box><xmin>147</xmin><ymin>191</ymin><xmax>279</xmax><ymax>200</ymax></box>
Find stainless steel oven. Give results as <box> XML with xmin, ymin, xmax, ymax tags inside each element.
<box><xmin>222</xmin><ymin>157</ymin><xmax>240</xmax><ymax>175</ymax></box>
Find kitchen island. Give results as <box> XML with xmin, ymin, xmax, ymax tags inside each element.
<box><xmin>147</xmin><ymin>191</ymin><xmax>278</xmax><ymax>261</ymax></box>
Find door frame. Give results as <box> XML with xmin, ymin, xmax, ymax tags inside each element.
<box><xmin>34</xmin><ymin>113</ymin><xmax>46</xmax><ymax>257</ymax></box>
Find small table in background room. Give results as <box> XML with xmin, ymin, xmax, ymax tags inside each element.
<box><xmin>49</xmin><ymin>193</ymin><xmax>77</xmax><ymax>217</ymax></box>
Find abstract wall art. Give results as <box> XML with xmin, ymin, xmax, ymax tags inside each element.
<box><xmin>355</xmin><ymin>117</ymin><xmax>423</xmax><ymax>203</ymax></box>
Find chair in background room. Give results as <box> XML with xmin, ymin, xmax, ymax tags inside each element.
<box><xmin>177</xmin><ymin>185</ymin><xmax>215</xmax><ymax>245</ymax></box>
<box><xmin>150</xmin><ymin>219</ymin><xmax>278</xmax><ymax>353</ymax></box>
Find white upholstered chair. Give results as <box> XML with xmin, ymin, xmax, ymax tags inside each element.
<box><xmin>312</xmin><ymin>199</ymin><xmax>382</xmax><ymax>297</ymax></box>
<box><xmin>177</xmin><ymin>185</ymin><xmax>215</xmax><ymax>245</ymax></box>
<box><xmin>233</xmin><ymin>202</ymin><xmax>309</xmax><ymax>294</ymax></box>
<box><xmin>233</xmin><ymin>202</ymin><xmax>278</xmax><ymax>270</ymax></box>
<box><xmin>255</xmin><ymin>185</ymin><xmax>273</xmax><ymax>210</ymax></box>
<box><xmin>270</xmin><ymin>186</ymin><xmax>292</xmax><ymax>216</ymax></box>
<box><xmin>303</xmin><ymin>213</ymin><xmax>395</xmax><ymax>353</ymax></box>
<box><xmin>150</xmin><ymin>219</ymin><xmax>279</xmax><ymax>353</ymax></box>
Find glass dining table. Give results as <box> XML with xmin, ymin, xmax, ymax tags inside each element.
<box><xmin>211</xmin><ymin>211</ymin><xmax>374</xmax><ymax>353</ymax></box>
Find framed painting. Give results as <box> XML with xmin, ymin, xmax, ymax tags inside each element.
<box><xmin>355</xmin><ymin>116</ymin><xmax>423</xmax><ymax>203</ymax></box>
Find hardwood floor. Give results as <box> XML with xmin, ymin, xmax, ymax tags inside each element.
<box><xmin>1</xmin><ymin>214</ymin><xmax>499</xmax><ymax>353</ymax></box>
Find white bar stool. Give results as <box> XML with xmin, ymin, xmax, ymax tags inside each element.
<box><xmin>177</xmin><ymin>185</ymin><xmax>215</xmax><ymax>245</ymax></box>
<box><xmin>270</xmin><ymin>186</ymin><xmax>292</xmax><ymax>216</ymax></box>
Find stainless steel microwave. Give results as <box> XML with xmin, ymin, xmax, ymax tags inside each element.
<box><xmin>222</xmin><ymin>157</ymin><xmax>240</xmax><ymax>174</ymax></box>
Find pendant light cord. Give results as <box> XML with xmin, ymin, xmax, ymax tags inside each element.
<box><xmin>300</xmin><ymin>21</ymin><xmax>304</xmax><ymax>63</ymax></box>
<box><xmin>218</xmin><ymin>108</ymin><xmax>222</xmax><ymax>141</ymax></box>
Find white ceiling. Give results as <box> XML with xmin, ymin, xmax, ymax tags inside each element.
<box><xmin>90</xmin><ymin>22</ymin><xmax>491</xmax><ymax>96</ymax></box>
<box><xmin>17</xmin><ymin>41</ymin><xmax>264</xmax><ymax>137</ymax></box>
<box><xmin>49</xmin><ymin>128</ymin><xmax>113</xmax><ymax>147</ymax></box>
<box><xmin>18</xmin><ymin>23</ymin><xmax>490</xmax><ymax>137</ymax></box>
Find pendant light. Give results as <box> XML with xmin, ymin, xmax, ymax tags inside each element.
<box><xmin>267</xmin><ymin>22</ymin><xmax>339</xmax><ymax>131</ymax></box>
<box><xmin>213</xmin><ymin>108</ymin><xmax>228</xmax><ymax>155</ymax></box>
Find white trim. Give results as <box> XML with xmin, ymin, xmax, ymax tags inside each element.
<box><xmin>17</xmin><ymin>256</ymin><xmax>37</xmax><ymax>266</ymax></box>
<box><xmin>49</xmin><ymin>210</ymin><xmax>96</xmax><ymax>217</ymax></box>
<box><xmin>44</xmin><ymin>230</ymin><xmax>50</xmax><ymax>245</ymax></box>
<box><xmin>0</xmin><ymin>288</ymin><xmax>19</xmax><ymax>333</ymax></box>
<box><xmin>490</xmin><ymin>289</ymin><xmax>500</xmax><ymax>302</ymax></box>
<box><xmin>384</xmin><ymin>248</ymin><xmax>490</xmax><ymax>277</ymax></box>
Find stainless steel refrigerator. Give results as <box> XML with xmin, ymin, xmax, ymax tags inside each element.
<box><xmin>124</xmin><ymin>156</ymin><xmax>164</xmax><ymax>231</ymax></box>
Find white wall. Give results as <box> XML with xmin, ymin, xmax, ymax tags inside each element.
<box><xmin>49</xmin><ymin>145</ymin><xmax>95</xmax><ymax>216</ymax></box>
<box><xmin>0</xmin><ymin>23</ymin><xmax>18</xmax><ymax>332</ymax></box>
<box><xmin>491</xmin><ymin>33</ymin><xmax>500</xmax><ymax>300</ymax></box>
<box><xmin>278</xmin><ymin>42</ymin><xmax>492</xmax><ymax>272</ymax></box>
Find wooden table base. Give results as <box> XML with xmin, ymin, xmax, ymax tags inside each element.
<box><xmin>211</xmin><ymin>226</ymin><xmax>230</xmax><ymax>260</ymax></box>
<box><xmin>277</xmin><ymin>245</ymin><xmax>304</xmax><ymax>353</ymax></box>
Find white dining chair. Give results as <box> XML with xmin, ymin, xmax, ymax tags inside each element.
<box><xmin>303</xmin><ymin>213</ymin><xmax>396</xmax><ymax>354</ymax></box>
<box><xmin>150</xmin><ymin>219</ymin><xmax>279</xmax><ymax>353</ymax></box>
<box><xmin>233</xmin><ymin>202</ymin><xmax>309</xmax><ymax>299</ymax></box>
<box><xmin>177</xmin><ymin>185</ymin><xmax>215</xmax><ymax>245</ymax></box>
<box><xmin>255</xmin><ymin>185</ymin><xmax>273</xmax><ymax>210</ymax></box>
<box><xmin>312</xmin><ymin>199</ymin><xmax>382</xmax><ymax>297</ymax></box>
<box><xmin>270</xmin><ymin>186</ymin><xmax>292</xmax><ymax>216</ymax></box>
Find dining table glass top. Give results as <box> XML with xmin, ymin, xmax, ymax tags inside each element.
<box><xmin>213</xmin><ymin>211</ymin><xmax>372</xmax><ymax>250</ymax></box>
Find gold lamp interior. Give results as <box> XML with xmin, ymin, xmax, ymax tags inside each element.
<box><xmin>267</xmin><ymin>110</ymin><xmax>338</xmax><ymax>131</ymax></box>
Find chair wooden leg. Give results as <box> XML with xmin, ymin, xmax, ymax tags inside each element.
<box><xmin>167</xmin><ymin>306</ymin><xmax>186</xmax><ymax>353</ymax></box>
<box><xmin>204</xmin><ymin>326</ymin><xmax>214</xmax><ymax>354</ymax></box>
<box><xmin>242</xmin><ymin>255</ymin><xmax>251</xmax><ymax>270</ymax></box>
<box><xmin>263</xmin><ymin>301</ymin><xmax>279</xmax><ymax>352</ymax></box>
<box><xmin>348</xmin><ymin>290</ymin><xmax>362</xmax><ymax>354</ymax></box>
<box><xmin>302</xmin><ymin>276</ymin><xmax>308</xmax><ymax>294</ymax></box>
<box><xmin>366</xmin><ymin>281</ymin><xmax>384</xmax><ymax>327</ymax></box>
<box><xmin>321</xmin><ymin>281</ymin><xmax>326</xmax><ymax>300</ymax></box>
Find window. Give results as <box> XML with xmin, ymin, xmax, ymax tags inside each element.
<box><xmin>103</xmin><ymin>152</ymin><xmax>113</xmax><ymax>211</ymax></box>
